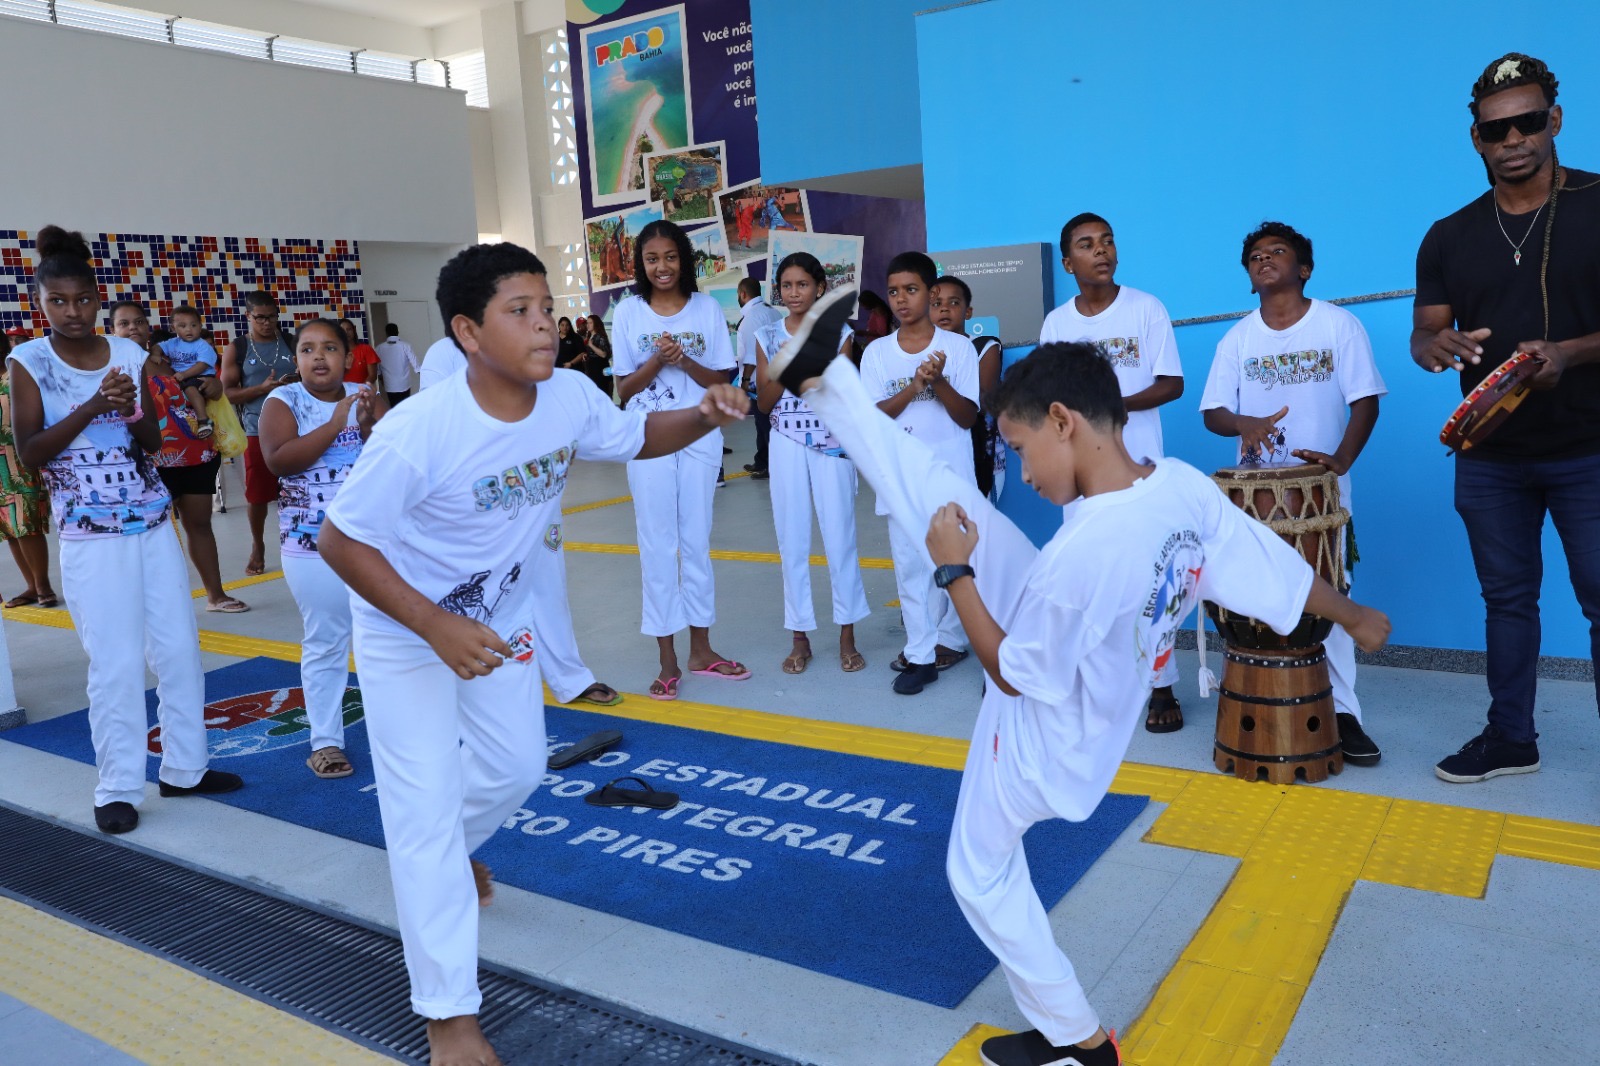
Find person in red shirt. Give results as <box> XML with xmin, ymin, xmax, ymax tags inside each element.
<box><xmin>339</xmin><ymin>318</ymin><xmax>381</xmax><ymax>389</ymax></box>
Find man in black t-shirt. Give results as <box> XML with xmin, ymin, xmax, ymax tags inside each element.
<box><xmin>1413</xmin><ymin>53</ymin><xmax>1600</xmax><ymax>784</ymax></box>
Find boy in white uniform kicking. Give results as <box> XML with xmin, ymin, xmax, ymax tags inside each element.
<box><xmin>859</xmin><ymin>251</ymin><xmax>981</xmax><ymax>695</ymax></box>
<box><xmin>769</xmin><ymin>287</ymin><xmax>1391</xmax><ymax>1066</ymax></box>
<box><xmin>320</xmin><ymin>243</ymin><xmax>746</xmax><ymax>1066</ymax></box>
<box><xmin>1039</xmin><ymin>212</ymin><xmax>1186</xmax><ymax>733</ymax></box>
<box><xmin>1199</xmin><ymin>220</ymin><xmax>1386</xmax><ymax>766</ymax></box>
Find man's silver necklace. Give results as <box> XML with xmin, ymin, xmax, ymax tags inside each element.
<box><xmin>1494</xmin><ymin>196</ymin><xmax>1545</xmax><ymax>267</ymax></box>
<box><xmin>248</xmin><ymin>337</ymin><xmax>289</xmax><ymax>374</ymax></box>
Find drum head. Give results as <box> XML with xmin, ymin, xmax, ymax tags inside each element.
<box><xmin>1440</xmin><ymin>351</ymin><xmax>1543</xmax><ymax>453</ymax></box>
<box><xmin>1213</xmin><ymin>463</ymin><xmax>1329</xmax><ymax>481</ymax></box>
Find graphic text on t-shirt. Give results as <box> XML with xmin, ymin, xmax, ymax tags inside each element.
<box><xmin>471</xmin><ymin>440</ymin><xmax>578</xmax><ymax>519</ymax></box>
<box><xmin>1243</xmin><ymin>349</ymin><xmax>1335</xmax><ymax>390</ymax></box>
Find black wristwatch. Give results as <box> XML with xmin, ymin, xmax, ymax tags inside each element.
<box><xmin>933</xmin><ymin>563</ymin><xmax>975</xmax><ymax>589</ymax></box>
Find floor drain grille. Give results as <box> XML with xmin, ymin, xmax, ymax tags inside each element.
<box><xmin>0</xmin><ymin>804</ymin><xmax>803</xmax><ymax>1065</ymax></box>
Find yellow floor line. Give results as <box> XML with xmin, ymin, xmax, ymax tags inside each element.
<box><xmin>0</xmin><ymin>895</ymin><xmax>391</xmax><ymax>1064</ymax></box>
<box><xmin>190</xmin><ymin>568</ymin><xmax>286</xmax><ymax>600</ymax></box>
<box><xmin>10</xmin><ymin>605</ymin><xmax>1600</xmax><ymax>1066</ymax></box>
<box><xmin>565</xmin><ymin>541</ymin><xmax>896</xmax><ymax>570</ymax></box>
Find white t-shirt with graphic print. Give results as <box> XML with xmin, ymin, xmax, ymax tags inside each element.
<box><xmin>994</xmin><ymin>458</ymin><xmax>1312</xmax><ymax>821</ymax></box>
<box><xmin>1039</xmin><ymin>285</ymin><xmax>1183</xmax><ymax>464</ymax></box>
<box><xmin>755</xmin><ymin>317</ymin><xmax>854</xmax><ymax>456</ymax></box>
<box><xmin>1199</xmin><ymin>298</ymin><xmax>1387</xmax><ymax>511</ymax></box>
<box><xmin>610</xmin><ymin>291</ymin><xmax>737</xmax><ymax>467</ymax></box>
<box><xmin>263</xmin><ymin>382</ymin><xmax>365</xmax><ymax>558</ymax></box>
<box><xmin>7</xmin><ymin>336</ymin><xmax>172</xmax><ymax>540</ymax></box>
<box><xmin>327</xmin><ymin>368</ymin><xmax>646</xmax><ymax>658</ymax></box>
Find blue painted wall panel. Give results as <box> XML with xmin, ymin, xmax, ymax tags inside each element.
<box><xmin>751</xmin><ymin>0</ymin><xmax>928</xmax><ymax>183</ymax></box>
<box><xmin>923</xmin><ymin>0</ymin><xmax>1600</xmax><ymax>656</ymax></box>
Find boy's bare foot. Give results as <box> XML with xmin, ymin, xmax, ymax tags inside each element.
<box><xmin>427</xmin><ymin>1015</ymin><xmax>502</xmax><ymax>1066</ymax></box>
<box><xmin>470</xmin><ymin>860</ymin><xmax>494</xmax><ymax>906</ymax></box>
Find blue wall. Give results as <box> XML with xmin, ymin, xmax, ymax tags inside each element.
<box><xmin>750</xmin><ymin>0</ymin><xmax>927</xmax><ymax>184</ymax></box>
<box><xmin>910</xmin><ymin>0</ymin><xmax>1600</xmax><ymax>656</ymax></box>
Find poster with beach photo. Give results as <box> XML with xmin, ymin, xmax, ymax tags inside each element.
<box><xmin>580</xmin><ymin>5</ymin><xmax>696</xmax><ymax>208</ymax></box>
<box><xmin>644</xmin><ymin>141</ymin><xmax>726</xmax><ymax>224</ymax></box>
<box><xmin>686</xmin><ymin>223</ymin><xmax>732</xmax><ymax>284</ymax></box>
<box><xmin>768</xmin><ymin>231</ymin><xmax>864</xmax><ymax>317</ymax></box>
<box><xmin>702</xmin><ymin>271</ymin><xmax>747</xmax><ymax>347</ymax></box>
<box><xmin>585</xmin><ymin>202</ymin><xmax>664</xmax><ymax>292</ymax></box>
<box><xmin>718</xmin><ymin>180</ymin><xmax>811</xmax><ymax>266</ymax></box>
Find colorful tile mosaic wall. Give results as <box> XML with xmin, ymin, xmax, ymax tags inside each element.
<box><xmin>0</xmin><ymin>231</ymin><xmax>365</xmax><ymax>343</ymax></box>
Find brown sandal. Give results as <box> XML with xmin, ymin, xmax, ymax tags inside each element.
<box><xmin>782</xmin><ymin>643</ymin><xmax>813</xmax><ymax>675</ymax></box>
<box><xmin>306</xmin><ymin>745</ymin><xmax>354</xmax><ymax>779</ymax></box>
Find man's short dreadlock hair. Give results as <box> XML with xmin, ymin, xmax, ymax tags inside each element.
<box><xmin>1469</xmin><ymin>53</ymin><xmax>1558</xmax><ymax>120</ymax></box>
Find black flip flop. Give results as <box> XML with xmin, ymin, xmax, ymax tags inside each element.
<box><xmin>548</xmin><ymin>730</ymin><xmax>623</xmax><ymax>771</ymax></box>
<box><xmin>585</xmin><ymin>776</ymin><xmax>679</xmax><ymax>810</ymax></box>
<box><xmin>1145</xmin><ymin>694</ymin><xmax>1184</xmax><ymax>734</ymax></box>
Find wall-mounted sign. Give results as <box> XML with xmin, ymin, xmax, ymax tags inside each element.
<box><xmin>929</xmin><ymin>243</ymin><xmax>1054</xmax><ymax>347</ymax></box>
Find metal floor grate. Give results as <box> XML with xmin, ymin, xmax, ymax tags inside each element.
<box><xmin>0</xmin><ymin>804</ymin><xmax>805</xmax><ymax>1065</ymax></box>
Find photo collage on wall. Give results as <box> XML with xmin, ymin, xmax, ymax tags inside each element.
<box><xmin>576</xmin><ymin>1</ymin><xmax>867</xmax><ymax>312</ymax></box>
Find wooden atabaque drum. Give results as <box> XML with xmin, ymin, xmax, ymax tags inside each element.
<box><xmin>1212</xmin><ymin>646</ymin><xmax>1343</xmax><ymax>783</ymax></box>
<box><xmin>1207</xmin><ymin>464</ymin><xmax>1349</xmax><ymax>784</ymax></box>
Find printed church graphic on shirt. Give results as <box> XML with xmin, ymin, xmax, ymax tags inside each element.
<box><xmin>43</xmin><ymin>443</ymin><xmax>168</xmax><ymax>536</ymax></box>
<box><xmin>771</xmin><ymin>394</ymin><xmax>843</xmax><ymax>456</ymax></box>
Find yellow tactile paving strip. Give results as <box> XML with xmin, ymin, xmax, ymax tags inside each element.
<box><xmin>564</xmin><ymin>540</ymin><xmax>896</xmax><ymax>570</ymax></box>
<box><xmin>6</xmin><ymin>603</ymin><xmax>1600</xmax><ymax>1065</ymax></box>
<box><xmin>0</xmin><ymin>895</ymin><xmax>391</xmax><ymax>1064</ymax></box>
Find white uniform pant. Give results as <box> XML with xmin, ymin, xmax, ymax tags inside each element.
<box><xmin>526</xmin><ymin>528</ymin><xmax>597</xmax><ymax>703</ymax></box>
<box><xmin>353</xmin><ymin>624</ymin><xmax>548</xmax><ymax>1018</ymax></box>
<box><xmin>60</xmin><ymin>527</ymin><xmax>208</xmax><ymax>808</ymax></box>
<box><xmin>1326</xmin><ymin>623</ymin><xmax>1360</xmax><ymax>721</ymax></box>
<box><xmin>806</xmin><ymin>358</ymin><xmax>1100</xmax><ymax>1045</ymax></box>
<box><xmin>626</xmin><ymin>452</ymin><xmax>718</xmax><ymax>637</ymax></box>
<box><xmin>282</xmin><ymin>553</ymin><xmax>352</xmax><ymax>752</ymax></box>
<box><xmin>769</xmin><ymin>434</ymin><xmax>870</xmax><ymax>632</ymax></box>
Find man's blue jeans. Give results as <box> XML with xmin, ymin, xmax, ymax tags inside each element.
<box><xmin>1455</xmin><ymin>451</ymin><xmax>1600</xmax><ymax>743</ymax></box>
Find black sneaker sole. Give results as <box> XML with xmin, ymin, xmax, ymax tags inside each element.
<box><xmin>1434</xmin><ymin>760</ymin><xmax>1541</xmax><ymax>784</ymax></box>
<box><xmin>767</xmin><ymin>284</ymin><xmax>856</xmax><ymax>394</ymax></box>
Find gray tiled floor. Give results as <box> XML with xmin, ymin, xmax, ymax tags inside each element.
<box><xmin>1</xmin><ymin>422</ymin><xmax>1598</xmax><ymax>1065</ymax></box>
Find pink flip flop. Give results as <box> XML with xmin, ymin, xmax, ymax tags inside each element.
<box><xmin>690</xmin><ymin>660</ymin><xmax>752</xmax><ymax>681</ymax></box>
<box><xmin>648</xmin><ymin>675</ymin><xmax>680</xmax><ymax>701</ymax></box>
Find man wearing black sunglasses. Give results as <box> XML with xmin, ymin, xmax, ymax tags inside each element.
<box><xmin>1413</xmin><ymin>53</ymin><xmax>1600</xmax><ymax>785</ymax></box>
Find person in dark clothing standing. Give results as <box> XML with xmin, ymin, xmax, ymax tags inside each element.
<box><xmin>1413</xmin><ymin>53</ymin><xmax>1600</xmax><ymax>784</ymax></box>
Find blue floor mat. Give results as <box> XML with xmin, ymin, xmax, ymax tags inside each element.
<box><xmin>5</xmin><ymin>657</ymin><xmax>1148</xmax><ymax>1008</ymax></box>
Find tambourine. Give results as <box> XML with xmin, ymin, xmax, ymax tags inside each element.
<box><xmin>1439</xmin><ymin>351</ymin><xmax>1544</xmax><ymax>453</ymax></box>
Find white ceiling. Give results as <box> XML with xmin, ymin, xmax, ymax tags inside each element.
<box><xmin>283</xmin><ymin>0</ymin><xmax>501</xmax><ymax>28</ymax></box>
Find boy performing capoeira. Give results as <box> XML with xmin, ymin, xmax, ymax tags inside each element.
<box><xmin>768</xmin><ymin>288</ymin><xmax>1391</xmax><ymax>1066</ymax></box>
<box><xmin>320</xmin><ymin>243</ymin><xmax>746</xmax><ymax>1066</ymax></box>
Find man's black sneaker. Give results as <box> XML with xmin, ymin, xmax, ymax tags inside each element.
<box><xmin>1435</xmin><ymin>728</ymin><xmax>1540</xmax><ymax>783</ymax></box>
<box><xmin>979</xmin><ymin>1028</ymin><xmax>1120</xmax><ymax>1066</ymax></box>
<box><xmin>767</xmin><ymin>284</ymin><xmax>856</xmax><ymax>394</ymax></box>
<box><xmin>94</xmin><ymin>801</ymin><xmax>138</xmax><ymax>834</ymax></box>
<box><xmin>892</xmin><ymin>661</ymin><xmax>939</xmax><ymax>695</ymax></box>
<box><xmin>158</xmin><ymin>770</ymin><xmax>245</xmax><ymax>798</ymax></box>
<box><xmin>1337</xmin><ymin>712</ymin><xmax>1381</xmax><ymax>767</ymax></box>
<box><xmin>749</xmin><ymin>469</ymin><xmax>769</xmax><ymax>480</ymax></box>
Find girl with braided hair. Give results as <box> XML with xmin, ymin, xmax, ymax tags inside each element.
<box><xmin>1413</xmin><ymin>53</ymin><xmax>1600</xmax><ymax>784</ymax></box>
